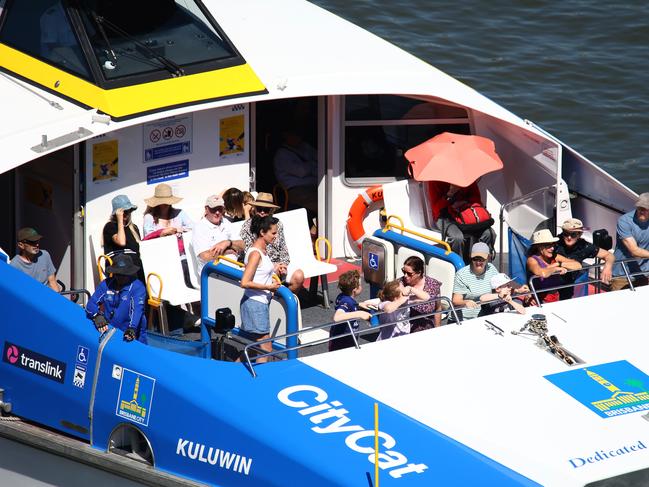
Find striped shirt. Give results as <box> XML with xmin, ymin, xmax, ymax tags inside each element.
<box><xmin>453</xmin><ymin>263</ymin><xmax>499</xmax><ymax>319</ymax></box>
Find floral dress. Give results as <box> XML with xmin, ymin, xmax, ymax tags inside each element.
<box><xmin>401</xmin><ymin>275</ymin><xmax>441</xmax><ymax>332</ymax></box>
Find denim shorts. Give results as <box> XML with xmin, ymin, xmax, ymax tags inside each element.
<box><xmin>240</xmin><ymin>296</ymin><xmax>270</xmax><ymax>334</ymax></box>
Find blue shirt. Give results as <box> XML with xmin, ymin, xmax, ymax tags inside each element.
<box><xmin>329</xmin><ymin>294</ymin><xmax>359</xmax><ymax>351</ymax></box>
<box><xmin>86</xmin><ymin>278</ymin><xmax>148</xmax><ymax>344</ymax></box>
<box><xmin>613</xmin><ymin>210</ymin><xmax>649</xmax><ymax>275</ymax></box>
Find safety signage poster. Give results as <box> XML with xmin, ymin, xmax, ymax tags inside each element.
<box><xmin>143</xmin><ymin>114</ymin><xmax>193</xmax><ymax>162</ymax></box>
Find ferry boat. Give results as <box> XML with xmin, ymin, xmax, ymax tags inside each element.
<box><xmin>1</xmin><ymin>1</ymin><xmax>648</xmax><ymax>486</ymax></box>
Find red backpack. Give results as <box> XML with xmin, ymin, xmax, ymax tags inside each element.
<box><xmin>448</xmin><ymin>202</ymin><xmax>494</xmax><ymax>233</ymax></box>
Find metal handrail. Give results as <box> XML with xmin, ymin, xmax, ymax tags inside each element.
<box><xmin>498</xmin><ymin>184</ymin><xmax>556</xmax><ymax>269</ymax></box>
<box><xmin>242</xmin><ymin>295</ymin><xmax>459</xmax><ymax>377</ymax></box>
<box><xmin>383</xmin><ymin>214</ymin><xmax>452</xmax><ymax>254</ymax></box>
<box><xmin>528</xmin><ymin>258</ymin><xmax>646</xmax><ymax>305</ymax></box>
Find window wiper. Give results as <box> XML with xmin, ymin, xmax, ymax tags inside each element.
<box><xmin>92</xmin><ymin>13</ymin><xmax>184</xmax><ymax>77</ymax></box>
<box><xmin>89</xmin><ymin>10</ymin><xmax>117</xmax><ymax>68</ymax></box>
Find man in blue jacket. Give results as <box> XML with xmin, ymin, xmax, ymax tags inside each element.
<box><xmin>87</xmin><ymin>254</ymin><xmax>148</xmax><ymax>344</ymax></box>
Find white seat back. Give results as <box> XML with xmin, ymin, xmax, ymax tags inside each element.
<box><xmin>275</xmin><ymin>208</ymin><xmax>337</xmax><ymax>279</ymax></box>
<box><xmin>139</xmin><ymin>236</ymin><xmax>200</xmax><ymax>306</ymax></box>
<box><xmin>181</xmin><ymin>231</ymin><xmax>201</xmax><ymax>289</ymax></box>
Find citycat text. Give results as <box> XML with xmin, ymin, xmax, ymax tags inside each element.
<box><xmin>278</xmin><ymin>384</ymin><xmax>428</xmax><ymax>478</ymax></box>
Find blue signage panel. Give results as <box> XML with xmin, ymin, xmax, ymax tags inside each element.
<box><xmin>146</xmin><ymin>160</ymin><xmax>189</xmax><ymax>185</ymax></box>
<box><xmin>545</xmin><ymin>360</ymin><xmax>649</xmax><ymax>418</ymax></box>
<box><xmin>368</xmin><ymin>252</ymin><xmax>379</xmax><ymax>270</ymax></box>
<box><xmin>116</xmin><ymin>368</ymin><xmax>156</xmax><ymax>426</ymax></box>
<box><xmin>144</xmin><ymin>141</ymin><xmax>191</xmax><ymax>162</ymax></box>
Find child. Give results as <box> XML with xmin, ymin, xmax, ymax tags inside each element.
<box><xmin>376</xmin><ymin>279</ymin><xmax>429</xmax><ymax>341</ymax></box>
<box><xmin>478</xmin><ymin>273</ymin><xmax>527</xmax><ymax>316</ymax></box>
<box><xmin>329</xmin><ymin>270</ymin><xmax>372</xmax><ymax>351</ymax></box>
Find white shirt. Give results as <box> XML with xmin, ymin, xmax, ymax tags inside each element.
<box><xmin>243</xmin><ymin>247</ymin><xmax>275</xmax><ymax>304</ymax></box>
<box><xmin>192</xmin><ymin>217</ymin><xmax>234</xmax><ymax>273</ymax></box>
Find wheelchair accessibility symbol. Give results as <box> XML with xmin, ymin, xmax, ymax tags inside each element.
<box><xmin>368</xmin><ymin>252</ymin><xmax>379</xmax><ymax>271</ymax></box>
<box><xmin>77</xmin><ymin>345</ymin><xmax>89</xmax><ymax>365</ymax></box>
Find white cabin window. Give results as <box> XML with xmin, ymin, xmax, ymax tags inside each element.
<box><xmin>342</xmin><ymin>95</ymin><xmax>471</xmax><ymax>185</ymax></box>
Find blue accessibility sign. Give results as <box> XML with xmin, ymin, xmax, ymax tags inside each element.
<box><xmin>545</xmin><ymin>360</ymin><xmax>649</xmax><ymax>418</ymax></box>
<box><xmin>76</xmin><ymin>345</ymin><xmax>89</xmax><ymax>365</ymax></box>
<box><xmin>368</xmin><ymin>252</ymin><xmax>379</xmax><ymax>271</ymax></box>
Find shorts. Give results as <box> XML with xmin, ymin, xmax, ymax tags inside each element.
<box><xmin>240</xmin><ymin>296</ymin><xmax>270</xmax><ymax>334</ymax></box>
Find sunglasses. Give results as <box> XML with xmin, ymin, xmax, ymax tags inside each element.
<box><xmin>21</xmin><ymin>240</ymin><xmax>40</xmax><ymax>246</ymax></box>
<box><xmin>471</xmin><ymin>257</ymin><xmax>486</xmax><ymax>263</ymax></box>
<box><xmin>208</xmin><ymin>206</ymin><xmax>224</xmax><ymax>213</ymax></box>
<box><xmin>401</xmin><ymin>268</ymin><xmax>417</xmax><ymax>277</ymax></box>
<box><xmin>563</xmin><ymin>231</ymin><xmax>582</xmax><ymax>239</ymax></box>
<box><xmin>540</xmin><ymin>243</ymin><xmax>555</xmax><ymax>249</ymax></box>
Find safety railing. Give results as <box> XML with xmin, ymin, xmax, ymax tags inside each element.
<box><xmin>242</xmin><ymin>295</ymin><xmax>460</xmax><ymax>377</ymax></box>
<box><xmin>498</xmin><ymin>184</ymin><xmax>556</xmax><ymax>269</ymax></box>
<box><xmin>528</xmin><ymin>258</ymin><xmax>647</xmax><ymax>305</ymax></box>
<box><xmin>383</xmin><ymin>214</ymin><xmax>452</xmax><ymax>254</ymax></box>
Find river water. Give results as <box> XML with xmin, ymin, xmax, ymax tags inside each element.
<box><xmin>313</xmin><ymin>0</ymin><xmax>649</xmax><ymax>193</ymax></box>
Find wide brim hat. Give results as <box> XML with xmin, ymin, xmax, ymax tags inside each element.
<box><xmin>251</xmin><ymin>192</ymin><xmax>280</xmax><ymax>209</ymax></box>
<box><xmin>145</xmin><ymin>183</ymin><xmax>182</xmax><ymax>207</ymax></box>
<box><xmin>106</xmin><ymin>254</ymin><xmax>140</xmax><ymax>276</ymax></box>
<box><xmin>531</xmin><ymin>229</ymin><xmax>559</xmax><ymax>245</ymax></box>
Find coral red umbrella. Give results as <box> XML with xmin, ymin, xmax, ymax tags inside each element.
<box><xmin>405</xmin><ymin>132</ymin><xmax>504</xmax><ymax>187</ymax></box>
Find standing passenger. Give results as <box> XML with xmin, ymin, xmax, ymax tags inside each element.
<box><xmin>240</xmin><ymin>215</ymin><xmax>282</xmax><ymax>362</ymax></box>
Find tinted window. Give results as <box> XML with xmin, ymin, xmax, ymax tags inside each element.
<box><xmin>78</xmin><ymin>0</ymin><xmax>238</xmax><ymax>80</ymax></box>
<box><xmin>346</xmin><ymin>95</ymin><xmax>468</xmax><ymax>121</ymax></box>
<box><xmin>0</xmin><ymin>0</ymin><xmax>92</xmax><ymax>78</ymax></box>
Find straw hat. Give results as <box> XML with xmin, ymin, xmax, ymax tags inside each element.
<box><xmin>531</xmin><ymin>229</ymin><xmax>559</xmax><ymax>245</ymax></box>
<box><xmin>250</xmin><ymin>192</ymin><xmax>280</xmax><ymax>209</ymax></box>
<box><xmin>145</xmin><ymin>183</ymin><xmax>182</xmax><ymax>207</ymax></box>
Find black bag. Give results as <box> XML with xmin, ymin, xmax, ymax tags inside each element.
<box><xmin>214</xmin><ymin>307</ymin><xmax>236</xmax><ymax>332</ymax></box>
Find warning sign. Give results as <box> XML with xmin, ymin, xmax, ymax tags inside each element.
<box><xmin>143</xmin><ymin>115</ymin><xmax>192</xmax><ymax>162</ymax></box>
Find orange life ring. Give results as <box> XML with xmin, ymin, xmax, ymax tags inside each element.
<box><xmin>346</xmin><ymin>185</ymin><xmax>383</xmax><ymax>249</ymax></box>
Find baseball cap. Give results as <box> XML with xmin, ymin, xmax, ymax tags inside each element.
<box><xmin>205</xmin><ymin>195</ymin><xmax>225</xmax><ymax>208</ymax></box>
<box><xmin>490</xmin><ymin>273</ymin><xmax>517</xmax><ymax>290</ymax></box>
<box><xmin>17</xmin><ymin>227</ymin><xmax>42</xmax><ymax>242</ymax></box>
<box><xmin>561</xmin><ymin>218</ymin><xmax>584</xmax><ymax>232</ymax></box>
<box><xmin>470</xmin><ymin>242</ymin><xmax>490</xmax><ymax>259</ymax></box>
<box><xmin>635</xmin><ymin>193</ymin><xmax>649</xmax><ymax>209</ymax></box>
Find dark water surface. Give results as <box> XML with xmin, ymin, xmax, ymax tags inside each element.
<box><xmin>312</xmin><ymin>0</ymin><xmax>649</xmax><ymax>193</ymax></box>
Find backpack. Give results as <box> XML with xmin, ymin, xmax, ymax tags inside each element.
<box><xmin>448</xmin><ymin>202</ymin><xmax>494</xmax><ymax>233</ymax></box>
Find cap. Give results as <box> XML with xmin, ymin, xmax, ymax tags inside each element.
<box><xmin>470</xmin><ymin>242</ymin><xmax>490</xmax><ymax>259</ymax></box>
<box><xmin>250</xmin><ymin>192</ymin><xmax>280</xmax><ymax>209</ymax></box>
<box><xmin>17</xmin><ymin>227</ymin><xmax>42</xmax><ymax>242</ymax></box>
<box><xmin>561</xmin><ymin>218</ymin><xmax>584</xmax><ymax>232</ymax></box>
<box><xmin>111</xmin><ymin>194</ymin><xmax>137</xmax><ymax>215</ymax></box>
<box><xmin>635</xmin><ymin>192</ymin><xmax>649</xmax><ymax>209</ymax></box>
<box><xmin>490</xmin><ymin>273</ymin><xmax>517</xmax><ymax>290</ymax></box>
<box><xmin>105</xmin><ymin>254</ymin><xmax>140</xmax><ymax>276</ymax></box>
<box><xmin>205</xmin><ymin>195</ymin><xmax>225</xmax><ymax>208</ymax></box>
<box><xmin>531</xmin><ymin>229</ymin><xmax>559</xmax><ymax>245</ymax></box>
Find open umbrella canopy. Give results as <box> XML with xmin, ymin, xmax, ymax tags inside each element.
<box><xmin>405</xmin><ymin>132</ymin><xmax>504</xmax><ymax>187</ymax></box>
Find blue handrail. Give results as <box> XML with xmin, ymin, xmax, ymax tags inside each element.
<box><xmin>200</xmin><ymin>260</ymin><xmax>299</xmax><ymax>359</ymax></box>
<box><xmin>373</xmin><ymin>229</ymin><xmax>465</xmax><ymax>271</ymax></box>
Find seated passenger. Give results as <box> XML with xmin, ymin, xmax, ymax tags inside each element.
<box><xmin>143</xmin><ymin>183</ymin><xmax>193</xmax><ymax>239</ymax></box>
<box><xmin>429</xmin><ymin>180</ymin><xmax>495</xmax><ymax>262</ymax></box>
<box><xmin>86</xmin><ymin>254</ymin><xmax>147</xmax><ymax>344</ymax></box>
<box><xmin>240</xmin><ymin>193</ymin><xmax>305</xmax><ymax>293</ymax></box>
<box><xmin>222</xmin><ymin>187</ymin><xmax>246</xmax><ymax>223</ymax></box>
<box><xmin>452</xmin><ymin>242</ymin><xmax>499</xmax><ymax>320</ymax></box>
<box><xmin>610</xmin><ymin>193</ymin><xmax>649</xmax><ymax>290</ymax></box>
<box><xmin>242</xmin><ymin>191</ymin><xmax>254</xmax><ymax>220</ymax></box>
<box><xmin>376</xmin><ymin>279</ymin><xmax>429</xmax><ymax>341</ymax></box>
<box><xmin>329</xmin><ymin>270</ymin><xmax>372</xmax><ymax>351</ymax></box>
<box><xmin>556</xmin><ymin>218</ymin><xmax>615</xmax><ymax>299</ymax></box>
<box><xmin>192</xmin><ymin>195</ymin><xmax>244</xmax><ymax>274</ymax></box>
<box><xmin>400</xmin><ymin>256</ymin><xmax>442</xmax><ymax>330</ymax></box>
<box><xmin>273</xmin><ymin>128</ymin><xmax>318</xmax><ymax>217</ymax></box>
<box><xmin>10</xmin><ymin>227</ymin><xmax>60</xmax><ymax>291</ymax></box>
<box><xmin>478</xmin><ymin>273</ymin><xmax>527</xmax><ymax>316</ymax></box>
<box><xmin>526</xmin><ymin>230</ymin><xmax>581</xmax><ymax>303</ymax></box>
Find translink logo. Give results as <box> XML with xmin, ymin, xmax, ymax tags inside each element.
<box><xmin>2</xmin><ymin>341</ymin><xmax>66</xmax><ymax>383</ymax></box>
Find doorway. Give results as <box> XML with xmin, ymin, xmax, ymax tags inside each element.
<box><xmin>13</xmin><ymin>146</ymin><xmax>81</xmax><ymax>291</ymax></box>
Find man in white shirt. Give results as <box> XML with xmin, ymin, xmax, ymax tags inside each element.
<box><xmin>192</xmin><ymin>195</ymin><xmax>244</xmax><ymax>274</ymax></box>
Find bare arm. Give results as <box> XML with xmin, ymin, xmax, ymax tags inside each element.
<box><xmin>597</xmin><ymin>248</ymin><xmax>615</xmax><ymax>284</ymax></box>
<box><xmin>112</xmin><ymin>209</ymin><xmax>126</xmax><ymax>246</ymax></box>
<box><xmin>555</xmin><ymin>254</ymin><xmax>581</xmax><ymax>271</ymax></box>
<box><xmin>333</xmin><ymin>309</ymin><xmax>371</xmax><ymax>322</ymax></box>
<box><xmin>381</xmin><ymin>295</ymin><xmax>409</xmax><ymax>314</ymax></box>
<box><xmin>47</xmin><ymin>274</ymin><xmax>61</xmax><ymax>292</ymax></box>
<box><xmin>527</xmin><ymin>256</ymin><xmax>565</xmax><ymax>278</ymax></box>
<box><xmin>621</xmin><ymin>236</ymin><xmax>649</xmax><ymax>259</ymax></box>
<box><xmin>240</xmin><ymin>250</ymin><xmax>280</xmax><ymax>292</ymax></box>
<box><xmin>453</xmin><ymin>292</ymin><xmax>479</xmax><ymax>309</ymax></box>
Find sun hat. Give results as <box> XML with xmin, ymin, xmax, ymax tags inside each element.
<box><xmin>17</xmin><ymin>227</ymin><xmax>42</xmax><ymax>242</ymax></box>
<box><xmin>635</xmin><ymin>192</ymin><xmax>649</xmax><ymax>209</ymax></box>
<box><xmin>111</xmin><ymin>194</ymin><xmax>137</xmax><ymax>215</ymax></box>
<box><xmin>106</xmin><ymin>254</ymin><xmax>140</xmax><ymax>276</ymax></box>
<box><xmin>470</xmin><ymin>242</ymin><xmax>490</xmax><ymax>259</ymax></box>
<box><xmin>531</xmin><ymin>229</ymin><xmax>559</xmax><ymax>245</ymax></box>
<box><xmin>144</xmin><ymin>183</ymin><xmax>182</xmax><ymax>207</ymax></box>
<box><xmin>561</xmin><ymin>218</ymin><xmax>584</xmax><ymax>232</ymax></box>
<box><xmin>250</xmin><ymin>192</ymin><xmax>280</xmax><ymax>209</ymax></box>
<box><xmin>490</xmin><ymin>273</ymin><xmax>517</xmax><ymax>290</ymax></box>
<box><xmin>205</xmin><ymin>195</ymin><xmax>225</xmax><ymax>208</ymax></box>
